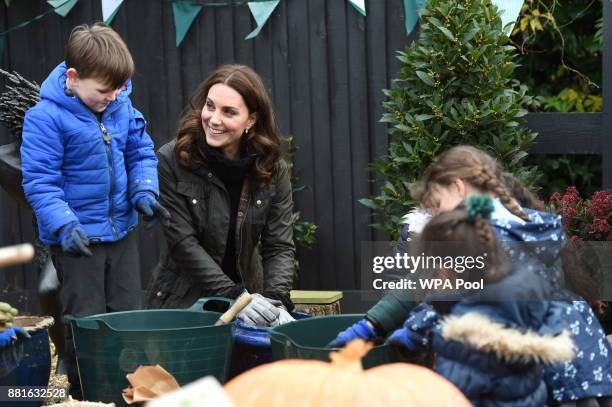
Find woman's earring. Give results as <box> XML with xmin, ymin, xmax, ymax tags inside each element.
<box><xmin>245</xmin><ymin>127</ymin><xmax>250</xmax><ymax>135</ymax></box>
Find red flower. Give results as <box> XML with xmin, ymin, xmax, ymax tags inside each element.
<box><xmin>562</xmin><ymin>186</ymin><xmax>581</xmax><ymax>206</ymax></box>
<box><xmin>562</xmin><ymin>206</ymin><xmax>578</xmax><ymax>221</ymax></box>
<box><xmin>570</xmin><ymin>235</ymin><xmax>582</xmax><ymax>241</ymax></box>
<box><xmin>590</xmin><ymin>190</ymin><xmax>612</xmax><ymax>218</ymax></box>
<box><xmin>548</xmin><ymin>187</ymin><xmax>611</xmax><ymax>242</ymax></box>
<box><xmin>594</xmin><ymin>218</ymin><xmax>610</xmax><ymax>233</ymax></box>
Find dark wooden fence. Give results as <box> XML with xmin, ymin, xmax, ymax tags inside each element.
<box><xmin>0</xmin><ymin>0</ymin><xmax>609</xmax><ymax>301</ymax></box>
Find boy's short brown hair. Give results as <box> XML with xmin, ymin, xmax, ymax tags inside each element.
<box><xmin>65</xmin><ymin>23</ymin><xmax>134</xmax><ymax>89</ymax></box>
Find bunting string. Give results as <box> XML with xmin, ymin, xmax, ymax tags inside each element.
<box><xmin>0</xmin><ymin>0</ymin><xmax>525</xmax><ymax>53</ymax></box>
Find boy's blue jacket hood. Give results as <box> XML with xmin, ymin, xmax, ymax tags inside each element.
<box><xmin>40</xmin><ymin>62</ymin><xmax>133</xmax><ymax>119</ymax></box>
<box><xmin>21</xmin><ymin>62</ymin><xmax>158</xmax><ymax>244</ymax></box>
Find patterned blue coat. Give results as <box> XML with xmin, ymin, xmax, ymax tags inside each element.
<box><xmin>489</xmin><ymin>200</ymin><xmax>612</xmax><ymax>403</ymax></box>
<box><xmin>21</xmin><ymin>62</ymin><xmax>158</xmax><ymax>244</ymax></box>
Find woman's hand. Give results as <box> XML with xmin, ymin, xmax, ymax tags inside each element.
<box><xmin>236</xmin><ymin>293</ymin><xmax>284</xmax><ymax>326</ymax></box>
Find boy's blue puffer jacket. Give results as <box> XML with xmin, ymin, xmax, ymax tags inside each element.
<box><xmin>21</xmin><ymin>62</ymin><xmax>158</xmax><ymax>245</ymax></box>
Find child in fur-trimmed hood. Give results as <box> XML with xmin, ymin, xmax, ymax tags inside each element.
<box><xmin>387</xmin><ymin>196</ymin><xmax>576</xmax><ymax>406</ymax></box>
<box><xmin>399</xmin><ymin>145</ymin><xmax>612</xmax><ymax>405</ymax></box>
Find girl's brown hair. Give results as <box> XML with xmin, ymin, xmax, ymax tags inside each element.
<box><xmin>420</xmin><ymin>146</ymin><xmax>530</xmax><ymax>221</ymax></box>
<box><xmin>500</xmin><ymin>171</ymin><xmax>545</xmax><ymax>211</ymax></box>
<box><xmin>419</xmin><ymin>206</ymin><xmax>508</xmax><ymax>286</ymax></box>
<box><xmin>174</xmin><ymin>65</ymin><xmax>282</xmax><ymax>187</ymax></box>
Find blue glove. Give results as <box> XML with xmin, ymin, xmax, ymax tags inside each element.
<box><xmin>385</xmin><ymin>303</ymin><xmax>438</xmax><ymax>352</ymax></box>
<box><xmin>326</xmin><ymin>319</ymin><xmax>377</xmax><ymax>348</ymax></box>
<box><xmin>0</xmin><ymin>326</ymin><xmax>30</xmax><ymax>348</ymax></box>
<box><xmin>135</xmin><ymin>192</ymin><xmax>171</xmax><ymax>229</ymax></box>
<box><xmin>386</xmin><ymin>326</ymin><xmax>422</xmax><ymax>351</ymax></box>
<box><xmin>59</xmin><ymin>222</ymin><xmax>92</xmax><ymax>257</ymax></box>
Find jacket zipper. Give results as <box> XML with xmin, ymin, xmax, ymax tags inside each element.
<box><xmin>234</xmin><ymin>182</ymin><xmax>250</xmax><ymax>287</ymax></box>
<box><xmin>100</xmin><ymin>122</ymin><xmax>118</xmax><ymax>239</ymax></box>
<box><xmin>72</xmin><ymin>92</ymin><xmax>119</xmax><ymax>241</ymax></box>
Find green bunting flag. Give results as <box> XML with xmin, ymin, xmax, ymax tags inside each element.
<box><xmin>102</xmin><ymin>0</ymin><xmax>124</xmax><ymax>24</ymax></box>
<box><xmin>47</xmin><ymin>0</ymin><xmax>79</xmax><ymax>17</ymax></box>
<box><xmin>348</xmin><ymin>0</ymin><xmax>366</xmax><ymax>16</ymax></box>
<box><xmin>172</xmin><ymin>1</ymin><xmax>203</xmax><ymax>47</ymax></box>
<box><xmin>491</xmin><ymin>0</ymin><xmax>524</xmax><ymax>33</ymax></box>
<box><xmin>245</xmin><ymin>0</ymin><xmax>280</xmax><ymax>40</ymax></box>
<box><xmin>4</xmin><ymin>0</ymin><xmax>11</xmax><ymax>7</ymax></box>
<box><xmin>403</xmin><ymin>0</ymin><xmax>427</xmax><ymax>36</ymax></box>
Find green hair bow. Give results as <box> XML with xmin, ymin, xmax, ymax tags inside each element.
<box><xmin>466</xmin><ymin>195</ymin><xmax>494</xmax><ymax>220</ymax></box>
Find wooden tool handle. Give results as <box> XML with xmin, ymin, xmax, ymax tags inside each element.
<box><xmin>214</xmin><ymin>292</ymin><xmax>252</xmax><ymax>325</ymax></box>
<box><xmin>0</xmin><ymin>243</ymin><xmax>35</xmax><ymax>268</ymax></box>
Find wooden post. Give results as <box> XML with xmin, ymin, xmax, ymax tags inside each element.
<box><xmin>604</xmin><ymin>1</ymin><xmax>612</xmax><ymax>187</ymax></box>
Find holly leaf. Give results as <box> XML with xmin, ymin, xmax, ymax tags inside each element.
<box><xmin>416</xmin><ymin>71</ymin><xmax>434</xmax><ymax>86</ymax></box>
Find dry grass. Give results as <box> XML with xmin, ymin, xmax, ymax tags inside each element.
<box><xmin>45</xmin><ymin>340</ymin><xmax>69</xmax><ymax>405</ymax></box>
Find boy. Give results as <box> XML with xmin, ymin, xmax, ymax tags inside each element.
<box><xmin>20</xmin><ymin>23</ymin><xmax>169</xmax><ymax>397</ymax></box>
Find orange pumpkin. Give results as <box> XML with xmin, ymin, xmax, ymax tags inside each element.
<box><xmin>224</xmin><ymin>340</ymin><xmax>471</xmax><ymax>407</ymax></box>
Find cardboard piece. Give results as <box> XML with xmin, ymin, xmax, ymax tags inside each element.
<box><xmin>122</xmin><ymin>365</ymin><xmax>180</xmax><ymax>404</ymax></box>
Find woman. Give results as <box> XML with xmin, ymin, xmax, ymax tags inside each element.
<box><xmin>146</xmin><ymin>65</ymin><xmax>295</xmax><ymax>326</ymax></box>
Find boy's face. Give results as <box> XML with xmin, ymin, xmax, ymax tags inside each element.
<box><xmin>66</xmin><ymin>68</ymin><xmax>124</xmax><ymax>113</ymax></box>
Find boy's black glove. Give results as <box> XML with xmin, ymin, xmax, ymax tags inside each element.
<box><xmin>135</xmin><ymin>192</ymin><xmax>171</xmax><ymax>229</ymax></box>
<box><xmin>59</xmin><ymin>221</ymin><xmax>92</xmax><ymax>257</ymax></box>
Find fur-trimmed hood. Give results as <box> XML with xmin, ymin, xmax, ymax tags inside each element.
<box><xmin>440</xmin><ymin>312</ymin><xmax>575</xmax><ymax>365</ymax></box>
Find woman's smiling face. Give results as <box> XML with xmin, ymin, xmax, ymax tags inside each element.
<box><xmin>201</xmin><ymin>83</ymin><xmax>255</xmax><ymax>160</ymax></box>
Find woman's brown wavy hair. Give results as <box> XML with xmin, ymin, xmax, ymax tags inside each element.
<box><xmin>174</xmin><ymin>64</ymin><xmax>282</xmax><ymax>187</ymax></box>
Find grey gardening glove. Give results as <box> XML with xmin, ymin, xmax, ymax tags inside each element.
<box><xmin>236</xmin><ymin>293</ymin><xmax>282</xmax><ymax>326</ymax></box>
<box><xmin>269</xmin><ymin>308</ymin><xmax>296</xmax><ymax>327</ymax></box>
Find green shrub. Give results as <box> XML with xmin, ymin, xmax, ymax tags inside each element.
<box><xmin>510</xmin><ymin>0</ymin><xmax>603</xmax><ymax>197</ymax></box>
<box><xmin>363</xmin><ymin>0</ymin><xmax>538</xmax><ymax>238</ymax></box>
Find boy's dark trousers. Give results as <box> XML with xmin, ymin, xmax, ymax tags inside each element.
<box><xmin>51</xmin><ymin>231</ymin><xmax>142</xmax><ymax>399</ymax></box>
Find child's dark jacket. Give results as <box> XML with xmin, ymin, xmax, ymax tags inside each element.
<box><xmin>405</xmin><ymin>267</ymin><xmax>574</xmax><ymax>407</ymax></box>
<box><xmin>21</xmin><ymin>62</ymin><xmax>158</xmax><ymax>244</ymax></box>
<box><xmin>398</xmin><ymin>203</ymin><xmax>612</xmax><ymax>404</ymax></box>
